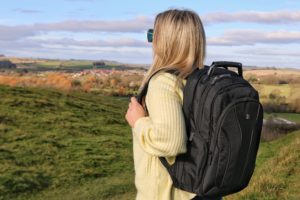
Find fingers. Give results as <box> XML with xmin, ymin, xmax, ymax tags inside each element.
<box><xmin>129</xmin><ymin>103</ymin><xmax>133</xmax><ymax>111</ymax></box>
<box><xmin>131</xmin><ymin>96</ymin><xmax>138</xmax><ymax>104</ymax></box>
<box><xmin>129</xmin><ymin>96</ymin><xmax>143</xmax><ymax>111</ymax></box>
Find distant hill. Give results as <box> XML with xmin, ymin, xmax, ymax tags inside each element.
<box><xmin>0</xmin><ymin>56</ymin><xmax>147</xmax><ymax>72</ymax></box>
<box><xmin>0</xmin><ymin>60</ymin><xmax>16</xmax><ymax>69</ymax></box>
<box><xmin>2</xmin><ymin>56</ymin><xmax>300</xmax><ymax>71</ymax></box>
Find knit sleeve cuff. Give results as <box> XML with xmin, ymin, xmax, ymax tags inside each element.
<box><xmin>132</xmin><ymin>116</ymin><xmax>151</xmax><ymax>136</ymax></box>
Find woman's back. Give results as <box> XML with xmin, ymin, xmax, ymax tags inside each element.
<box><xmin>125</xmin><ymin>8</ymin><xmax>207</xmax><ymax>200</ymax></box>
<box><xmin>132</xmin><ymin>71</ymin><xmax>196</xmax><ymax>200</ymax></box>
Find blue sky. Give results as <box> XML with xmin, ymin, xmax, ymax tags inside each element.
<box><xmin>1</xmin><ymin>0</ymin><xmax>300</xmax><ymax>68</ymax></box>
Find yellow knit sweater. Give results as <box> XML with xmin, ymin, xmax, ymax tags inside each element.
<box><xmin>132</xmin><ymin>71</ymin><xmax>197</xmax><ymax>200</ymax></box>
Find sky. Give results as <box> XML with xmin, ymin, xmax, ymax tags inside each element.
<box><xmin>1</xmin><ymin>0</ymin><xmax>300</xmax><ymax>68</ymax></box>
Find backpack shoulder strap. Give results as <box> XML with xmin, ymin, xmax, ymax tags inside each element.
<box><xmin>136</xmin><ymin>68</ymin><xmax>179</xmax><ymax>105</ymax></box>
<box><xmin>182</xmin><ymin>66</ymin><xmax>208</xmax><ymax>133</ymax></box>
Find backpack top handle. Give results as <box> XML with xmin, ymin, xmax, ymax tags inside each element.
<box><xmin>208</xmin><ymin>61</ymin><xmax>243</xmax><ymax>77</ymax></box>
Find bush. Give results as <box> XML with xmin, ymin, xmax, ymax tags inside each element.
<box><xmin>247</xmin><ymin>75</ymin><xmax>258</xmax><ymax>83</ymax></box>
<box><xmin>291</xmin><ymin>98</ymin><xmax>300</xmax><ymax>113</ymax></box>
<box><xmin>263</xmin><ymin>102</ymin><xmax>295</xmax><ymax>113</ymax></box>
<box><xmin>71</xmin><ymin>79</ymin><xmax>81</xmax><ymax>87</ymax></box>
<box><xmin>278</xmin><ymin>79</ymin><xmax>288</xmax><ymax>84</ymax></box>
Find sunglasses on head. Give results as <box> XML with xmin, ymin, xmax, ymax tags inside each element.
<box><xmin>147</xmin><ymin>29</ymin><xmax>153</xmax><ymax>43</ymax></box>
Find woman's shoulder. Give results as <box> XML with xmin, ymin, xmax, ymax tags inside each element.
<box><xmin>150</xmin><ymin>71</ymin><xmax>177</xmax><ymax>83</ymax></box>
<box><xmin>150</xmin><ymin>71</ymin><xmax>184</xmax><ymax>86</ymax></box>
<box><xmin>148</xmin><ymin>71</ymin><xmax>185</xmax><ymax>95</ymax></box>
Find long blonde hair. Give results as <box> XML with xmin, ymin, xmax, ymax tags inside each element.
<box><xmin>138</xmin><ymin>8</ymin><xmax>206</xmax><ymax>93</ymax></box>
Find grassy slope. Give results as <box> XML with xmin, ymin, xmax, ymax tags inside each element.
<box><xmin>251</xmin><ymin>83</ymin><xmax>300</xmax><ymax>104</ymax></box>
<box><xmin>0</xmin><ymin>85</ymin><xmax>135</xmax><ymax>200</ymax></box>
<box><xmin>0</xmin><ymin>85</ymin><xmax>299</xmax><ymax>200</ymax></box>
<box><xmin>226</xmin><ymin>130</ymin><xmax>300</xmax><ymax>200</ymax></box>
<box><xmin>260</xmin><ymin>84</ymin><xmax>291</xmax><ymax>98</ymax></box>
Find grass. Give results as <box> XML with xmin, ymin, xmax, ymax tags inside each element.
<box><xmin>253</xmin><ymin>84</ymin><xmax>291</xmax><ymax>102</ymax></box>
<box><xmin>226</xmin><ymin>130</ymin><xmax>300</xmax><ymax>200</ymax></box>
<box><xmin>0</xmin><ymin>84</ymin><xmax>299</xmax><ymax>200</ymax></box>
<box><xmin>4</xmin><ymin>58</ymin><xmax>144</xmax><ymax>72</ymax></box>
<box><xmin>0</xmin><ymin>85</ymin><xmax>135</xmax><ymax>200</ymax></box>
<box><xmin>262</xmin><ymin>84</ymin><xmax>291</xmax><ymax>97</ymax></box>
<box><xmin>37</xmin><ymin>60</ymin><xmax>93</xmax><ymax>67</ymax></box>
<box><xmin>21</xmin><ymin>60</ymin><xmax>94</xmax><ymax>71</ymax></box>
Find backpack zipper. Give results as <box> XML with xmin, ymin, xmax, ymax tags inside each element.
<box><xmin>198</xmin><ymin>85</ymin><xmax>250</xmax><ymax>193</ymax></box>
<box><xmin>192</xmin><ymin>77</ymin><xmax>245</xmax><ymax>141</ymax></box>
<box><xmin>207</xmin><ymin>83</ymin><xmax>251</xmax><ymax>162</ymax></box>
<box><xmin>209</xmin><ymin>97</ymin><xmax>259</xmax><ymax>165</ymax></box>
<box><xmin>196</xmin><ymin>75</ymin><xmax>244</xmax><ymax>132</ymax></box>
<box><xmin>198</xmin><ymin>139</ymin><xmax>209</xmax><ymax>194</ymax></box>
<box><xmin>194</xmin><ymin>77</ymin><xmax>217</xmax><ymax>131</ymax></box>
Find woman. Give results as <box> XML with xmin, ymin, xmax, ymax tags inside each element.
<box><xmin>125</xmin><ymin>9</ymin><xmax>215</xmax><ymax>200</ymax></box>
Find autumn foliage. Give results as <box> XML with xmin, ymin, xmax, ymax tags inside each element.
<box><xmin>0</xmin><ymin>70</ymin><xmax>143</xmax><ymax>96</ymax></box>
<box><xmin>0</xmin><ymin>73</ymin><xmax>72</xmax><ymax>90</ymax></box>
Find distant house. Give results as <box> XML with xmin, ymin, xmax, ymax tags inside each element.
<box><xmin>0</xmin><ymin>60</ymin><xmax>17</xmax><ymax>69</ymax></box>
<box><xmin>93</xmin><ymin>61</ymin><xmax>105</xmax><ymax>68</ymax></box>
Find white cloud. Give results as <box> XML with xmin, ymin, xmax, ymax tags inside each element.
<box><xmin>3</xmin><ymin>42</ymin><xmax>152</xmax><ymax>64</ymax></box>
<box><xmin>208</xmin><ymin>30</ymin><xmax>300</xmax><ymax>46</ymax></box>
<box><xmin>13</xmin><ymin>8</ymin><xmax>41</xmax><ymax>14</ymax></box>
<box><xmin>0</xmin><ymin>25</ymin><xmax>36</xmax><ymax>40</ymax></box>
<box><xmin>0</xmin><ymin>16</ymin><xmax>153</xmax><ymax>41</ymax></box>
<box><xmin>30</xmin><ymin>38</ymin><xmax>148</xmax><ymax>47</ymax></box>
<box><xmin>235</xmin><ymin>47</ymin><xmax>300</xmax><ymax>57</ymax></box>
<box><xmin>1</xmin><ymin>10</ymin><xmax>300</xmax><ymax>66</ymax></box>
<box><xmin>203</xmin><ymin>10</ymin><xmax>300</xmax><ymax>24</ymax></box>
<box><xmin>1</xmin><ymin>10</ymin><xmax>300</xmax><ymax>41</ymax></box>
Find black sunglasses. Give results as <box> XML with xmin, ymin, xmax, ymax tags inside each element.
<box><xmin>147</xmin><ymin>29</ymin><xmax>153</xmax><ymax>43</ymax></box>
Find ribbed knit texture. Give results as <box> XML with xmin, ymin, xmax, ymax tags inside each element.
<box><xmin>132</xmin><ymin>72</ymin><xmax>196</xmax><ymax>200</ymax></box>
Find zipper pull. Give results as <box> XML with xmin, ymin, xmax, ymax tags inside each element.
<box><xmin>189</xmin><ymin>131</ymin><xmax>195</xmax><ymax>141</ymax></box>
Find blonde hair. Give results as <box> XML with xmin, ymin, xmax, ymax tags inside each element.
<box><xmin>138</xmin><ymin>8</ymin><xmax>206</xmax><ymax>93</ymax></box>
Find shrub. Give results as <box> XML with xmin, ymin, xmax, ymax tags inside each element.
<box><xmin>71</xmin><ymin>79</ymin><xmax>82</xmax><ymax>87</ymax></box>
<box><xmin>247</xmin><ymin>75</ymin><xmax>258</xmax><ymax>83</ymax></box>
<box><xmin>263</xmin><ymin>102</ymin><xmax>295</xmax><ymax>113</ymax></box>
<box><xmin>278</xmin><ymin>79</ymin><xmax>288</xmax><ymax>84</ymax></box>
<box><xmin>291</xmin><ymin>98</ymin><xmax>300</xmax><ymax>113</ymax></box>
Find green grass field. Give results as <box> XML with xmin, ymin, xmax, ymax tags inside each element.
<box><xmin>0</xmin><ymin>85</ymin><xmax>135</xmax><ymax>200</ymax></box>
<box><xmin>227</xmin><ymin>130</ymin><xmax>300</xmax><ymax>200</ymax></box>
<box><xmin>259</xmin><ymin>84</ymin><xmax>291</xmax><ymax>97</ymax></box>
<box><xmin>20</xmin><ymin>60</ymin><xmax>95</xmax><ymax>71</ymax></box>
<box><xmin>252</xmin><ymin>83</ymin><xmax>300</xmax><ymax>105</ymax></box>
<box><xmin>6</xmin><ymin>58</ymin><xmax>144</xmax><ymax>72</ymax></box>
<box><xmin>0</xmin><ymin>85</ymin><xmax>299</xmax><ymax>200</ymax></box>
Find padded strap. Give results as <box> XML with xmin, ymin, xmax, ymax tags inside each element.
<box><xmin>136</xmin><ymin>68</ymin><xmax>179</xmax><ymax>105</ymax></box>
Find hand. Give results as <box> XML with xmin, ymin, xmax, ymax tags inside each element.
<box><xmin>125</xmin><ymin>96</ymin><xmax>146</xmax><ymax>128</ymax></box>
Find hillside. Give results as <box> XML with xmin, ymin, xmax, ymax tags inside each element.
<box><xmin>0</xmin><ymin>85</ymin><xmax>299</xmax><ymax>200</ymax></box>
<box><xmin>0</xmin><ymin>85</ymin><xmax>135</xmax><ymax>200</ymax></box>
<box><xmin>0</xmin><ymin>57</ymin><xmax>147</xmax><ymax>72</ymax></box>
<box><xmin>226</xmin><ymin>130</ymin><xmax>300</xmax><ymax>200</ymax></box>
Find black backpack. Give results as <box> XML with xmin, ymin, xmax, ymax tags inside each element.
<box><xmin>136</xmin><ymin>61</ymin><xmax>263</xmax><ymax>198</ymax></box>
